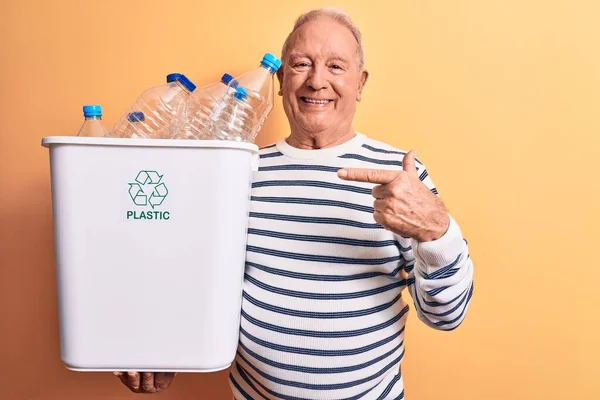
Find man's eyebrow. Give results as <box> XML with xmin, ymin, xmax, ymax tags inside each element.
<box><xmin>288</xmin><ymin>51</ymin><xmax>350</xmax><ymax>62</ymax></box>
<box><xmin>328</xmin><ymin>55</ymin><xmax>350</xmax><ymax>63</ymax></box>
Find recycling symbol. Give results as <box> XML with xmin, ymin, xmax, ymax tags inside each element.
<box><xmin>128</xmin><ymin>170</ymin><xmax>168</xmax><ymax>208</ymax></box>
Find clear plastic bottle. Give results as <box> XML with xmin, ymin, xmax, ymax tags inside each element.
<box><xmin>207</xmin><ymin>87</ymin><xmax>256</xmax><ymax>141</ymax></box>
<box><xmin>110</xmin><ymin>73</ymin><xmax>196</xmax><ymax>139</ymax></box>
<box><xmin>230</xmin><ymin>53</ymin><xmax>281</xmax><ymax>142</ymax></box>
<box><xmin>77</xmin><ymin>105</ymin><xmax>109</xmax><ymax>137</ymax></box>
<box><xmin>177</xmin><ymin>73</ymin><xmax>239</xmax><ymax>140</ymax></box>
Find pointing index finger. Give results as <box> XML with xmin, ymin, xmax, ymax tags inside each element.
<box><xmin>337</xmin><ymin>168</ymin><xmax>399</xmax><ymax>184</ymax></box>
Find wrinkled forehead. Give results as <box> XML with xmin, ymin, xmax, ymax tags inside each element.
<box><xmin>286</xmin><ymin>18</ymin><xmax>359</xmax><ymax>62</ymax></box>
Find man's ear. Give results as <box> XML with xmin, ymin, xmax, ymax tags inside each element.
<box><xmin>276</xmin><ymin>68</ymin><xmax>284</xmax><ymax>96</ymax></box>
<box><xmin>356</xmin><ymin>69</ymin><xmax>369</xmax><ymax>102</ymax></box>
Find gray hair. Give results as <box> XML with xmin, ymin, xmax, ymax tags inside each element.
<box><xmin>281</xmin><ymin>7</ymin><xmax>365</xmax><ymax>70</ymax></box>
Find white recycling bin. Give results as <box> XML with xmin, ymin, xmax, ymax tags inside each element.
<box><xmin>41</xmin><ymin>136</ymin><xmax>258</xmax><ymax>372</ymax></box>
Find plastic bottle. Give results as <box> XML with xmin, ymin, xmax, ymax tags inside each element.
<box><xmin>177</xmin><ymin>73</ymin><xmax>239</xmax><ymax>140</ymax></box>
<box><xmin>111</xmin><ymin>73</ymin><xmax>196</xmax><ymax>139</ymax></box>
<box><xmin>116</xmin><ymin>112</ymin><xmax>147</xmax><ymax>140</ymax></box>
<box><xmin>229</xmin><ymin>53</ymin><xmax>281</xmax><ymax>142</ymax></box>
<box><xmin>77</xmin><ymin>105</ymin><xmax>109</xmax><ymax>137</ymax></box>
<box><xmin>207</xmin><ymin>87</ymin><xmax>256</xmax><ymax>141</ymax></box>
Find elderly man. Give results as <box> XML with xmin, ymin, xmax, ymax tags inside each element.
<box><xmin>117</xmin><ymin>7</ymin><xmax>474</xmax><ymax>399</ymax></box>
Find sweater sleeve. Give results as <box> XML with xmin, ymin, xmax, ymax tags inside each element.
<box><xmin>398</xmin><ymin>163</ymin><xmax>474</xmax><ymax>331</ymax></box>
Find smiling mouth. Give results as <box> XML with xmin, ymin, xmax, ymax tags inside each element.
<box><xmin>300</xmin><ymin>97</ymin><xmax>333</xmax><ymax>105</ymax></box>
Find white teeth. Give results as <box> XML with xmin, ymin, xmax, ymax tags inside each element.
<box><xmin>303</xmin><ymin>98</ymin><xmax>330</xmax><ymax>104</ymax></box>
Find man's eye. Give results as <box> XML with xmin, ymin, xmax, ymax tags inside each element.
<box><xmin>295</xmin><ymin>62</ymin><xmax>309</xmax><ymax>68</ymax></box>
<box><xmin>331</xmin><ymin>65</ymin><xmax>342</xmax><ymax>70</ymax></box>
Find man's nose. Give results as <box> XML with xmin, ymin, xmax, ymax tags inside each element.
<box><xmin>306</xmin><ymin>65</ymin><xmax>328</xmax><ymax>90</ymax></box>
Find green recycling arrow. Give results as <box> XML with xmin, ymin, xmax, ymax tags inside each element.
<box><xmin>128</xmin><ymin>182</ymin><xmax>148</xmax><ymax>206</ymax></box>
<box><xmin>129</xmin><ymin>170</ymin><xmax>168</xmax><ymax>208</ymax></box>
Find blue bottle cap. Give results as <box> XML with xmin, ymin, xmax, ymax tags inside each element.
<box><xmin>234</xmin><ymin>87</ymin><xmax>248</xmax><ymax>101</ymax></box>
<box><xmin>127</xmin><ymin>111</ymin><xmax>145</xmax><ymax>122</ymax></box>
<box><xmin>221</xmin><ymin>73</ymin><xmax>233</xmax><ymax>84</ymax></box>
<box><xmin>221</xmin><ymin>73</ymin><xmax>239</xmax><ymax>89</ymax></box>
<box><xmin>174</xmin><ymin>73</ymin><xmax>196</xmax><ymax>92</ymax></box>
<box><xmin>166</xmin><ymin>73</ymin><xmax>182</xmax><ymax>83</ymax></box>
<box><xmin>83</xmin><ymin>105</ymin><xmax>102</xmax><ymax>117</ymax></box>
<box><xmin>261</xmin><ymin>53</ymin><xmax>282</xmax><ymax>72</ymax></box>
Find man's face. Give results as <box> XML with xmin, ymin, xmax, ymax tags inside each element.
<box><xmin>278</xmin><ymin>17</ymin><xmax>368</xmax><ymax>135</ymax></box>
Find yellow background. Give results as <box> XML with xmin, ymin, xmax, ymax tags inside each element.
<box><xmin>1</xmin><ymin>0</ymin><xmax>598</xmax><ymax>399</ymax></box>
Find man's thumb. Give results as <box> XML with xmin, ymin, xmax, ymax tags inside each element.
<box><xmin>402</xmin><ymin>150</ymin><xmax>417</xmax><ymax>174</ymax></box>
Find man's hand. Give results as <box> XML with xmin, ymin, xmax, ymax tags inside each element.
<box><xmin>337</xmin><ymin>150</ymin><xmax>450</xmax><ymax>242</ymax></box>
<box><xmin>114</xmin><ymin>371</ymin><xmax>176</xmax><ymax>394</ymax></box>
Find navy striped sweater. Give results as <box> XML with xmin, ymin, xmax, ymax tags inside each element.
<box><xmin>229</xmin><ymin>133</ymin><xmax>474</xmax><ymax>399</ymax></box>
